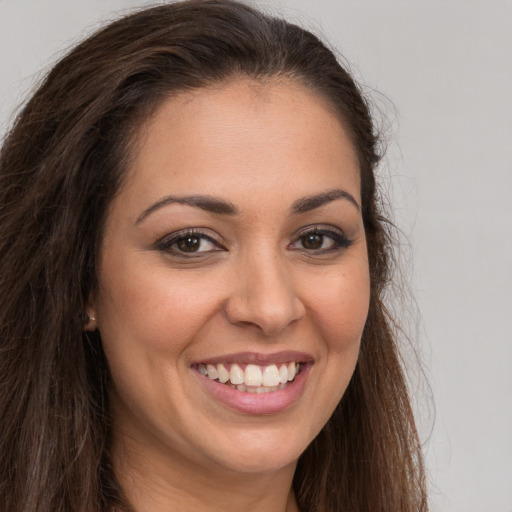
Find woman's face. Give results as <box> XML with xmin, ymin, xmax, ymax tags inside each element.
<box><xmin>92</xmin><ymin>78</ymin><xmax>370</xmax><ymax>477</ymax></box>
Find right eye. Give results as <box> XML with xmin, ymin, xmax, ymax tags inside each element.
<box><xmin>155</xmin><ymin>229</ymin><xmax>225</xmax><ymax>256</ymax></box>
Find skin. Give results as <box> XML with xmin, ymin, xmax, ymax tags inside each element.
<box><xmin>89</xmin><ymin>78</ymin><xmax>370</xmax><ymax>512</ymax></box>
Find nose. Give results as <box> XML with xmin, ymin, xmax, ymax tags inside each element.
<box><xmin>224</xmin><ymin>250</ymin><xmax>305</xmax><ymax>336</ymax></box>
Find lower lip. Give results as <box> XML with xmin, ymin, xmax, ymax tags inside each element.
<box><xmin>195</xmin><ymin>364</ymin><xmax>311</xmax><ymax>415</ymax></box>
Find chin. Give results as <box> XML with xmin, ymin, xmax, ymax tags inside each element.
<box><xmin>211</xmin><ymin>448</ymin><xmax>300</xmax><ymax>475</ymax></box>
<box><xmin>191</xmin><ymin>424</ymin><xmax>313</xmax><ymax>475</ymax></box>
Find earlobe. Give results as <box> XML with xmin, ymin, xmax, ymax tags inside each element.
<box><xmin>83</xmin><ymin>307</ymin><xmax>97</xmax><ymax>331</ymax></box>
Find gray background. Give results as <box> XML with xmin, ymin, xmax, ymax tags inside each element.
<box><xmin>0</xmin><ymin>1</ymin><xmax>511</xmax><ymax>511</ymax></box>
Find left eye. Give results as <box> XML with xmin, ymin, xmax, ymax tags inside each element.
<box><xmin>299</xmin><ymin>233</ymin><xmax>330</xmax><ymax>250</ymax></box>
<box><xmin>290</xmin><ymin>228</ymin><xmax>352</xmax><ymax>252</ymax></box>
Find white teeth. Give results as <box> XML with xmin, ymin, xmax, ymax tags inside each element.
<box><xmin>279</xmin><ymin>364</ymin><xmax>288</xmax><ymax>384</ymax></box>
<box><xmin>244</xmin><ymin>364</ymin><xmax>263</xmax><ymax>386</ymax></box>
<box><xmin>217</xmin><ymin>363</ymin><xmax>230</xmax><ymax>383</ymax></box>
<box><xmin>262</xmin><ymin>364</ymin><xmax>280</xmax><ymax>387</ymax></box>
<box><xmin>206</xmin><ymin>364</ymin><xmax>218</xmax><ymax>380</ymax></box>
<box><xmin>199</xmin><ymin>361</ymin><xmax>302</xmax><ymax>390</ymax></box>
<box><xmin>255</xmin><ymin>385</ymin><xmax>279</xmax><ymax>393</ymax></box>
<box><xmin>230</xmin><ymin>363</ymin><xmax>244</xmax><ymax>385</ymax></box>
<box><xmin>287</xmin><ymin>362</ymin><xmax>296</xmax><ymax>381</ymax></box>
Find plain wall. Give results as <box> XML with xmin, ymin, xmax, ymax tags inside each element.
<box><xmin>1</xmin><ymin>1</ymin><xmax>511</xmax><ymax>511</ymax></box>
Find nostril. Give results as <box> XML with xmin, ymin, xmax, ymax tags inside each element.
<box><xmin>223</xmin><ymin>259</ymin><xmax>305</xmax><ymax>334</ymax></box>
<box><xmin>224</xmin><ymin>297</ymin><xmax>304</xmax><ymax>336</ymax></box>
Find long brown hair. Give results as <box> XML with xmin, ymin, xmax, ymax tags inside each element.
<box><xmin>0</xmin><ymin>1</ymin><xmax>427</xmax><ymax>511</ymax></box>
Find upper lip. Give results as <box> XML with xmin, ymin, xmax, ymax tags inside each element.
<box><xmin>192</xmin><ymin>351</ymin><xmax>314</xmax><ymax>366</ymax></box>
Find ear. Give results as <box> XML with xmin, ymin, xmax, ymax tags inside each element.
<box><xmin>83</xmin><ymin>297</ymin><xmax>97</xmax><ymax>331</ymax></box>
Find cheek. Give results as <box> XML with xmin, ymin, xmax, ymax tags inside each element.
<box><xmin>298</xmin><ymin>260</ymin><xmax>370</xmax><ymax>437</ymax></box>
<box><xmin>96</xmin><ymin>259</ymin><xmax>224</xmax><ymax>356</ymax></box>
<box><xmin>307</xmin><ymin>261</ymin><xmax>370</xmax><ymax>353</ymax></box>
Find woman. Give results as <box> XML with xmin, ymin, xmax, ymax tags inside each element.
<box><xmin>0</xmin><ymin>1</ymin><xmax>427</xmax><ymax>511</ymax></box>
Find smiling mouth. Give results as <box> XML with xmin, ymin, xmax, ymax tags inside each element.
<box><xmin>196</xmin><ymin>362</ymin><xmax>302</xmax><ymax>393</ymax></box>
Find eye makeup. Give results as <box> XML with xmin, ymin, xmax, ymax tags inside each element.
<box><xmin>290</xmin><ymin>225</ymin><xmax>353</xmax><ymax>254</ymax></box>
<box><xmin>154</xmin><ymin>228</ymin><xmax>226</xmax><ymax>257</ymax></box>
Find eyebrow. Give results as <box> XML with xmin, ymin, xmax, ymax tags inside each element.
<box><xmin>135</xmin><ymin>195</ymin><xmax>238</xmax><ymax>224</ymax></box>
<box><xmin>135</xmin><ymin>187</ymin><xmax>359</xmax><ymax>224</ymax></box>
<box><xmin>291</xmin><ymin>189</ymin><xmax>360</xmax><ymax>214</ymax></box>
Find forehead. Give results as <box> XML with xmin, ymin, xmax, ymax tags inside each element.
<box><xmin>122</xmin><ymin>78</ymin><xmax>360</xmax><ymax>210</ymax></box>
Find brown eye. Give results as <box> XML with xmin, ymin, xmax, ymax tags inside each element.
<box><xmin>301</xmin><ymin>233</ymin><xmax>324</xmax><ymax>250</ymax></box>
<box><xmin>290</xmin><ymin>226</ymin><xmax>353</xmax><ymax>254</ymax></box>
<box><xmin>177</xmin><ymin>236</ymin><xmax>201</xmax><ymax>252</ymax></box>
<box><xmin>156</xmin><ymin>230</ymin><xmax>223</xmax><ymax>256</ymax></box>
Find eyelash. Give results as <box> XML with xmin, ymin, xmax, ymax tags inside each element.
<box><xmin>154</xmin><ymin>226</ymin><xmax>352</xmax><ymax>257</ymax></box>
<box><xmin>155</xmin><ymin>229</ymin><xmax>225</xmax><ymax>256</ymax></box>
<box><xmin>290</xmin><ymin>226</ymin><xmax>353</xmax><ymax>253</ymax></box>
